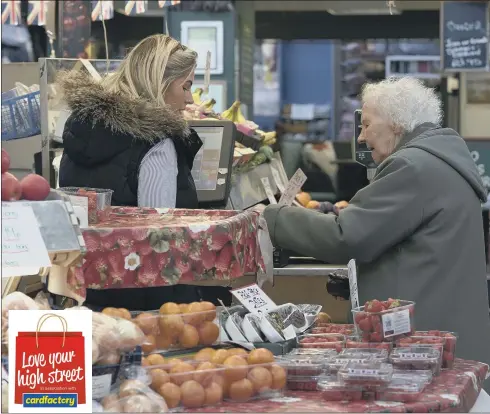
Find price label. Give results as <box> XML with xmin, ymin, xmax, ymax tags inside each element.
<box><xmin>1</xmin><ymin>203</ymin><xmax>51</xmax><ymax>277</ymax></box>
<box><xmin>231</xmin><ymin>283</ymin><xmax>277</xmax><ymax>315</ymax></box>
<box><xmin>270</xmin><ymin>166</ymin><xmax>286</xmax><ymax>193</ymax></box>
<box><xmin>398</xmin><ymin>352</ymin><xmax>430</xmax><ymax>359</ymax></box>
<box><xmin>347</xmin><ymin>259</ymin><xmax>359</xmax><ymax>310</ymax></box>
<box><xmin>382</xmin><ymin>309</ymin><xmax>411</xmax><ymax>338</ymax></box>
<box><xmin>92</xmin><ymin>374</ymin><xmax>112</xmax><ymax>399</ymax></box>
<box><xmin>278</xmin><ymin>169</ymin><xmax>307</xmax><ymax>206</ymax></box>
<box><xmin>347</xmin><ymin>368</ymin><xmax>379</xmax><ymax>376</ymax></box>
<box><xmin>261</xmin><ymin>177</ymin><xmax>277</xmax><ymax>205</ymax></box>
<box><xmin>336</xmin><ymin>358</ymin><xmax>368</xmax><ymax>364</ymax></box>
<box><xmin>203</xmin><ymin>51</ymin><xmax>211</xmax><ymax>95</ymax></box>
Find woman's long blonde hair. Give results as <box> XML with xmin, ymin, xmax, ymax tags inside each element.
<box><xmin>101</xmin><ymin>34</ymin><xmax>197</xmax><ymax>107</ymax></box>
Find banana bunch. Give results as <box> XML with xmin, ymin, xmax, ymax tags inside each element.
<box><xmin>255</xmin><ymin>129</ymin><xmax>277</xmax><ymax>146</ymax></box>
<box><xmin>221</xmin><ymin>101</ymin><xmax>243</xmax><ymax>123</ymax></box>
<box><xmin>199</xmin><ymin>98</ymin><xmax>216</xmax><ymax>112</ymax></box>
<box><xmin>192</xmin><ymin>88</ymin><xmax>204</xmax><ymax>105</ymax></box>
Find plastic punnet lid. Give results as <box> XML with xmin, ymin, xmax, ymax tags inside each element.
<box><xmin>287</xmin><ymin>348</ymin><xmax>337</xmax><ymax>357</ymax></box>
<box><xmin>390</xmin><ymin>346</ymin><xmax>440</xmax><ymax>362</ymax></box>
<box><xmin>392</xmin><ymin>369</ymin><xmax>433</xmax><ymax>385</ymax></box>
<box><xmin>338</xmin><ymin>361</ymin><xmax>393</xmax><ymax>382</ymax></box>
<box><xmin>384</xmin><ymin>377</ymin><xmax>426</xmax><ymax>393</ymax></box>
<box><xmin>278</xmin><ymin>354</ymin><xmax>325</xmax><ymax>366</ymax></box>
<box><xmin>317</xmin><ymin>377</ymin><xmax>363</xmax><ymax>391</ymax></box>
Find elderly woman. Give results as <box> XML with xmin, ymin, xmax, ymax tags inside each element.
<box><xmin>264</xmin><ymin>77</ymin><xmax>490</xmax><ymax>369</ymax></box>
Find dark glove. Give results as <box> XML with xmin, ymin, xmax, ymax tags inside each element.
<box><xmin>326</xmin><ymin>270</ymin><xmax>350</xmax><ymax>300</ymax></box>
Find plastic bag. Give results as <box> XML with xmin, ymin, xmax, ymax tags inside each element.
<box><xmin>99</xmin><ymin>379</ymin><xmax>168</xmax><ymax>413</ymax></box>
<box><xmin>1</xmin><ymin>292</ymin><xmax>51</xmax><ymax>346</ymax></box>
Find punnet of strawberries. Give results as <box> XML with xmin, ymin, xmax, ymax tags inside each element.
<box><xmin>352</xmin><ymin>298</ymin><xmax>415</xmax><ymax>342</ymax></box>
<box><xmin>410</xmin><ymin>330</ymin><xmax>458</xmax><ymax>369</ymax></box>
<box><xmin>311</xmin><ymin>324</ymin><xmax>354</xmax><ymax>335</ymax></box>
<box><xmin>298</xmin><ymin>333</ymin><xmax>345</xmax><ymax>353</ymax></box>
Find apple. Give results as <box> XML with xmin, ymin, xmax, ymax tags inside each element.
<box><xmin>1</xmin><ymin>149</ymin><xmax>10</xmax><ymax>173</ymax></box>
<box><xmin>2</xmin><ymin>172</ymin><xmax>21</xmax><ymax>201</ymax></box>
<box><xmin>20</xmin><ymin>174</ymin><xmax>51</xmax><ymax>201</ymax></box>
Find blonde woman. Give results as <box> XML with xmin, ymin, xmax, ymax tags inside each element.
<box><xmin>58</xmin><ymin>34</ymin><xmax>232</xmax><ymax>310</ymax></box>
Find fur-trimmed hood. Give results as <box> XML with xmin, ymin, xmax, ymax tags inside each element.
<box><xmin>57</xmin><ymin>70</ymin><xmax>190</xmax><ymax>142</ymax></box>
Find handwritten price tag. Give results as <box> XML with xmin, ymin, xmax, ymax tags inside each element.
<box><xmin>231</xmin><ymin>283</ymin><xmax>277</xmax><ymax>315</ymax></box>
<box><xmin>2</xmin><ymin>203</ymin><xmax>51</xmax><ymax>277</ymax></box>
<box><xmin>270</xmin><ymin>165</ymin><xmax>286</xmax><ymax>193</ymax></box>
<box><xmin>261</xmin><ymin>177</ymin><xmax>277</xmax><ymax>205</ymax></box>
<box><xmin>278</xmin><ymin>168</ymin><xmax>307</xmax><ymax>206</ymax></box>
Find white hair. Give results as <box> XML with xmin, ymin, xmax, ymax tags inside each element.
<box><xmin>361</xmin><ymin>77</ymin><xmax>443</xmax><ymax>133</ymax></box>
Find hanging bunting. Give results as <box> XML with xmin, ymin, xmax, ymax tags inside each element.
<box><xmin>27</xmin><ymin>0</ymin><xmax>47</xmax><ymax>26</ymax></box>
<box><xmin>91</xmin><ymin>0</ymin><xmax>114</xmax><ymax>21</ymax></box>
<box><xmin>124</xmin><ymin>0</ymin><xmax>147</xmax><ymax>16</ymax></box>
<box><xmin>158</xmin><ymin>0</ymin><xmax>181</xmax><ymax>7</ymax></box>
<box><xmin>1</xmin><ymin>0</ymin><xmax>21</xmax><ymax>25</ymax></box>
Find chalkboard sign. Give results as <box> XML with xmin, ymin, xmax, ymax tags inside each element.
<box><xmin>466</xmin><ymin>139</ymin><xmax>490</xmax><ymax>191</ymax></box>
<box><xmin>441</xmin><ymin>1</ymin><xmax>489</xmax><ymax>71</ymax></box>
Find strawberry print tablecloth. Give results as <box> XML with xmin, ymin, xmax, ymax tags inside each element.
<box><xmin>188</xmin><ymin>359</ymin><xmax>488</xmax><ymax>413</ymax></box>
<box><xmin>68</xmin><ymin>207</ymin><xmax>267</xmax><ymax>299</ymax></box>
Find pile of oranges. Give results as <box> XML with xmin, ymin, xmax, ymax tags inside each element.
<box><xmin>103</xmin><ymin>301</ymin><xmax>220</xmax><ymax>352</ymax></box>
<box><xmin>141</xmin><ymin>348</ymin><xmax>287</xmax><ymax>409</ymax></box>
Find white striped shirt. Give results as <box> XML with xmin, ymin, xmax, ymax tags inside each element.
<box><xmin>137</xmin><ymin>139</ymin><xmax>178</xmax><ymax>208</ymax></box>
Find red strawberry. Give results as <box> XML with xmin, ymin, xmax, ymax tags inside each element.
<box><xmin>201</xmin><ymin>246</ymin><xmax>216</xmax><ymax>270</ymax></box>
<box><xmin>373</xmin><ymin>320</ymin><xmax>383</xmax><ymax>334</ymax></box>
<box><xmin>136</xmin><ymin>241</ymin><xmax>153</xmax><ymax>256</ymax></box>
<box><xmin>82</xmin><ymin>232</ymin><xmax>100</xmax><ymax>252</ymax></box>
<box><xmin>358</xmin><ymin>317</ymin><xmax>372</xmax><ymax>333</ymax></box>
<box><xmin>369</xmin><ymin>332</ymin><xmax>383</xmax><ymax>342</ymax></box>
<box><xmin>208</xmin><ymin>232</ymin><xmax>230</xmax><ymax>251</ymax></box>
<box><xmin>131</xmin><ymin>227</ymin><xmax>148</xmax><ymax>241</ymax></box>
<box><xmin>354</xmin><ymin>312</ymin><xmax>366</xmax><ymax>325</ymax></box>
<box><xmin>215</xmin><ymin>244</ymin><xmax>233</xmax><ymax>271</ymax></box>
<box><xmin>366</xmin><ymin>299</ymin><xmax>384</xmax><ymax>313</ymax></box>
<box><xmin>362</xmin><ymin>333</ymin><xmax>371</xmax><ymax>342</ymax></box>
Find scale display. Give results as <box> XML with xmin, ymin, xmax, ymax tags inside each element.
<box><xmin>353</xmin><ymin>109</ymin><xmax>376</xmax><ymax>169</ymax></box>
<box><xmin>192</xmin><ymin>126</ymin><xmax>223</xmax><ymax>191</ymax></box>
<box><xmin>187</xmin><ymin>120</ymin><xmax>236</xmax><ymax>208</ymax></box>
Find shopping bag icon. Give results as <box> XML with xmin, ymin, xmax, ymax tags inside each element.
<box><xmin>14</xmin><ymin>313</ymin><xmax>86</xmax><ymax>406</ymax></box>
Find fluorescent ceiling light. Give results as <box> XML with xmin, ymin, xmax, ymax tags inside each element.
<box><xmin>327</xmin><ymin>8</ymin><xmax>401</xmax><ymax>15</ymax></box>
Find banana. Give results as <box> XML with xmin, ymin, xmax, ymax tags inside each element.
<box><xmin>200</xmin><ymin>98</ymin><xmax>216</xmax><ymax>111</ymax></box>
<box><xmin>192</xmin><ymin>88</ymin><xmax>203</xmax><ymax>104</ymax></box>
<box><xmin>221</xmin><ymin>101</ymin><xmax>241</xmax><ymax>122</ymax></box>
<box><xmin>235</xmin><ymin>104</ymin><xmax>247</xmax><ymax>124</ymax></box>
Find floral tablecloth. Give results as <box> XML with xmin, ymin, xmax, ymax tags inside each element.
<box><xmin>68</xmin><ymin>207</ymin><xmax>267</xmax><ymax>299</ymax></box>
<box><xmin>188</xmin><ymin>359</ymin><xmax>488</xmax><ymax>413</ymax></box>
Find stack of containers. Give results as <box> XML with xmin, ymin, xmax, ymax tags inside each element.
<box><xmin>299</xmin><ymin>298</ymin><xmax>460</xmax><ymax>402</ymax></box>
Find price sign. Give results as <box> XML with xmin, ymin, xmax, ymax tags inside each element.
<box><xmin>2</xmin><ymin>203</ymin><xmax>51</xmax><ymax>277</ymax></box>
<box><xmin>347</xmin><ymin>259</ymin><xmax>359</xmax><ymax>310</ymax></box>
<box><xmin>270</xmin><ymin>166</ymin><xmax>286</xmax><ymax>193</ymax></box>
<box><xmin>399</xmin><ymin>353</ymin><xmax>430</xmax><ymax>359</ymax></box>
<box><xmin>278</xmin><ymin>168</ymin><xmax>307</xmax><ymax>206</ymax></box>
<box><xmin>441</xmin><ymin>1</ymin><xmax>489</xmax><ymax>71</ymax></box>
<box><xmin>261</xmin><ymin>177</ymin><xmax>277</xmax><ymax>205</ymax></box>
<box><xmin>231</xmin><ymin>283</ymin><xmax>277</xmax><ymax>315</ymax></box>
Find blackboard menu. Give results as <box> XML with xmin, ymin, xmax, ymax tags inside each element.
<box><xmin>441</xmin><ymin>1</ymin><xmax>489</xmax><ymax>71</ymax></box>
<box><xmin>466</xmin><ymin>140</ymin><xmax>490</xmax><ymax>191</ymax></box>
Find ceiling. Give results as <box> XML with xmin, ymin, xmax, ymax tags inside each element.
<box><xmin>253</xmin><ymin>1</ymin><xmax>441</xmax><ymax>13</ymax></box>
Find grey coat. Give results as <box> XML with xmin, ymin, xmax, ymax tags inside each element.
<box><xmin>265</xmin><ymin>124</ymin><xmax>490</xmax><ymax>370</ymax></box>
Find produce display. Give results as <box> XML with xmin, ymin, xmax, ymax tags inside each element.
<box><xmin>102</xmin><ymin>301</ymin><xmax>220</xmax><ymax>352</ymax></box>
<box><xmin>337</xmin><ymin>361</ymin><xmax>394</xmax><ymax>388</ymax></box>
<box><xmin>133</xmin><ymin>348</ymin><xmax>287</xmax><ymax>409</ymax></box>
<box><xmin>318</xmin><ymin>378</ymin><xmax>364</xmax><ymax>401</ymax></box>
<box><xmin>375</xmin><ymin>377</ymin><xmax>426</xmax><ymax>403</ymax></box>
<box><xmin>1</xmin><ymin>149</ymin><xmax>51</xmax><ymax>201</ymax></box>
<box><xmin>412</xmin><ymin>331</ymin><xmax>458</xmax><ymax>369</ymax></box>
<box><xmin>353</xmin><ymin>299</ymin><xmax>415</xmax><ymax>342</ymax></box>
<box><xmin>345</xmin><ymin>336</ymin><xmax>393</xmax><ymax>352</ymax></box>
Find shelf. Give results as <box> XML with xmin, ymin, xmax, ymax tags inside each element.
<box><xmin>388</xmin><ymin>73</ymin><xmax>441</xmax><ymax>80</ymax></box>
